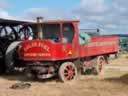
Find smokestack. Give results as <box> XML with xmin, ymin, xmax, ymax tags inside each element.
<box><xmin>37</xmin><ymin>17</ymin><xmax>43</xmax><ymax>39</ymax></box>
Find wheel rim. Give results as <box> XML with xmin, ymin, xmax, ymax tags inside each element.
<box><xmin>63</xmin><ymin>65</ymin><xmax>76</xmax><ymax>81</ymax></box>
<box><xmin>98</xmin><ymin>58</ymin><xmax>104</xmax><ymax>72</ymax></box>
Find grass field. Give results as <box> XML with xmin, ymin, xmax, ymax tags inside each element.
<box><xmin>0</xmin><ymin>55</ymin><xmax>128</xmax><ymax>96</ymax></box>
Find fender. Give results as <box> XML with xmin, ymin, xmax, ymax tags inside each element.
<box><xmin>5</xmin><ymin>41</ymin><xmax>22</xmax><ymax>71</ymax></box>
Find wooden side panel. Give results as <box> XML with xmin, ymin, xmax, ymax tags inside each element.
<box><xmin>79</xmin><ymin>36</ymin><xmax>119</xmax><ymax>57</ymax></box>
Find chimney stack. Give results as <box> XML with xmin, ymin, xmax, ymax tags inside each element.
<box><xmin>37</xmin><ymin>17</ymin><xmax>43</xmax><ymax>39</ymax></box>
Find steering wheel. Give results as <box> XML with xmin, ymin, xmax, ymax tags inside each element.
<box><xmin>19</xmin><ymin>26</ymin><xmax>33</xmax><ymax>40</ymax></box>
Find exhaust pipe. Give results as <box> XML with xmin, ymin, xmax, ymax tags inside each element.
<box><xmin>37</xmin><ymin>17</ymin><xmax>43</xmax><ymax>39</ymax></box>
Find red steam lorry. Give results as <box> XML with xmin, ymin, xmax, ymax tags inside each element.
<box><xmin>1</xmin><ymin>17</ymin><xmax>119</xmax><ymax>82</ymax></box>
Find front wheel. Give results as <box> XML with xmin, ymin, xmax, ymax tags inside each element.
<box><xmin>58</xmin><ymin>62</ymin><xmax>78</xmax><ymax>82</ymax></box>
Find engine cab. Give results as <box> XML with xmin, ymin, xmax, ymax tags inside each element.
<box><xmin>19</xmin><ymin>18</ymin><xmax>80</xmax><ymax>61</ymax></box>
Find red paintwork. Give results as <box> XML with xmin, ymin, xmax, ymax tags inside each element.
<box><xmin>19</xmin><ymin>21</ymin><xmax>119</xmax><ymax>61</ymax></box>
<box><xmin>80</xmin><ymin>36</ymin><xmax>119</xmax><ymax>57</ymax></box>
<box><xmin>20</xmin><ymin>40</ymin><xmax>77</xmax><ymax>61</ymax></box>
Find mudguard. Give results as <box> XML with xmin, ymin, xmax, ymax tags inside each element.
<box><xmin>5</xmin><ymin>41</ymin><xmax>22</xmax><ymax>72</ymax></box>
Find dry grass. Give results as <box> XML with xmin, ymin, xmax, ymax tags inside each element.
<box><xmin>109</xmin><ymin>54</ymin><xmax>128</xmax><ymax>66</ymax></box>
<box><xmin>0</xmin><ymin>55</ymin><xmax>128</xmax><ymax>96</ymax></box>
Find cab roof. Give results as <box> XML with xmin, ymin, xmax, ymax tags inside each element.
<box><xmin>0</xmin><ymin>18</ymin><xmax>79</xmax><ymax>26</ymax></box>
<box><xmin>23</xmin><ymin>20</ymin><xmax>79</xmax><ymax>25</ymax></box>
<box><xmin>0</xmin><ymin>18</ymin><xmax>33</xmax><ymax>26</ymax></box>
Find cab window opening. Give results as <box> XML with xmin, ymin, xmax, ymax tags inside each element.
<box><xmin>31</xmin><ymin>24</ymin><xmax>60</xmax><ymax>42</ymax></box>
<box><xmin>62</xmin><ymin>23</ymin><xmax>75</xmax><ymax>43</ymax></box>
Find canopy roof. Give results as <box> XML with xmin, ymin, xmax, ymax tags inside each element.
<box><xmin>0</xmin><ymin>18</ymin><xmax>33</xmax><ymax>26</ymax></box>
<box><xmin>0</xmin><ymin>18</ymin><xmax>79</xmax><ymax>26</ymax></box>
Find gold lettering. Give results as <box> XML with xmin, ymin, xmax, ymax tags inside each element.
<box><xmin>24</xmin><ymin>53</ymin><xmax>51</xmax><ymax>57</ymax></box>
<box><xmin>24</xmin><ymin>42</ymin><xmax>50</xmax><ymax>52</ymax></box>
<box><xmin>85</xmin><ymin>41</ymin><xmax>117</xmax><ymax>48</ymax></box>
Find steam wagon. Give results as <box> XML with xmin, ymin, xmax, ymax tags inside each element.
<box><xmin>2</xmin><ymin>17</ymin><xmax>119</xmax><ymax>82</ymax></box>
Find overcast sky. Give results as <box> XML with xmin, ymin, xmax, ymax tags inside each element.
<box><xmin>0</xmin><ymin>0</ymin><xmax>128</xmax><ymax>34</ymax></box>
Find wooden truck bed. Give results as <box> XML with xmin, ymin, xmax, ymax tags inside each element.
<box><xmin>79</xmin><ymin>36</ymin><xmax>119</xmax><ymax>57</ymax></box>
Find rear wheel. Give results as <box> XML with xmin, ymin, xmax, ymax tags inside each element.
<box><xmin>59</xmin><ymin>62</ymin><xmax>77</xmax><ymax>82</ymax></box>
<box><xmin>93</xmin><ymin>56</ymin><xmax>106</xmax><ymax>75</ymax></box>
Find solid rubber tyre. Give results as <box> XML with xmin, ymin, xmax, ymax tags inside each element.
<box><xmin>58</xmin><ymin>62</ymin><xmax>78</xmax><ymax>82</ymax></box>
<box><xmin>93</xmin><ymin>56</ymin><xmax>106</xmax><ymax>75</ymax></box>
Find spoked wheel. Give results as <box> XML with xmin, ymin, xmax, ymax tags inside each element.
<box><xmin>94</xmin><ymin>56</ymin><xmax>106</xmax><ymax>75</ymax></box>
<box><xmin>59</xmin><ymin>62</ymin><xmax>77</xmax><ymax>82</ymax></box>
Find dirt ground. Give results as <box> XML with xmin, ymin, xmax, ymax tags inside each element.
<box><xmin>0</xmin><ymin>55</ymin><xmax>128</xmax><ymax>96</ymax></box>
